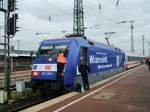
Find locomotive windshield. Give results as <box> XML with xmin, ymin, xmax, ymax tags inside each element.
<box><xmin>38</xmin><ymin>44</ymin><xmax>68</xmax><ymax>58</ymax></box>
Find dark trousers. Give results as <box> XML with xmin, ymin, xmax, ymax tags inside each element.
<box><xmin>57</xmin><ymin>63</ymin><xmax>64</xmax><ymax>81</ymax></box>
<box><xmin>81</xmin><ymin>74</ymin><xmax>89</xmax><ymax>90</ymax></box>
<box><xmin>149</xmin><ymin>65</ymin><xmax>150</xmax><ymax>71</ymax></box>
<box><xmin>57</xmin><ymin>63</ymin><xmax>65</xmax><ymax>90</ymax></box>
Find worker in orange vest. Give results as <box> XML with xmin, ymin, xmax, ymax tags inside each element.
<box><xmin>56</xmin><ymin>50</ymin><xmax>67</xmax><ymax>82</ymax></box>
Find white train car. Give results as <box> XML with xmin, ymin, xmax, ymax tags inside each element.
<box><xmin>125</xmin><ymin>52</ymin><xmax>145</xmax><ymax>69</ymax></box>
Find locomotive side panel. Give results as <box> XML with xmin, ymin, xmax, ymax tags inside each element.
<box><xmin>75</xmin><ymin>42</ymin><xmax>125</xmax><ymax>88</ymax></box>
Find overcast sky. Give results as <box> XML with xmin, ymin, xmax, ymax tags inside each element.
<box><xmin>0</xmin><ymin>0</ymin><xmax>150</xmax><ymax>55</ymax></box>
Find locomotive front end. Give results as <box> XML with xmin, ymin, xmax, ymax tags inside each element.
<box><xmin>32</xmin><ymin>44</ymin><xmax>68</xmax><ymax>81</ymax></box>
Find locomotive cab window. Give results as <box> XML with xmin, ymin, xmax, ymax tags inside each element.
<box><xmin>38</xmin><ymin>44</ymin><xmax>68</xmax><ymax>58</ymax></box>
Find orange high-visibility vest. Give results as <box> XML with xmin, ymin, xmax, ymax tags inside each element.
<box><xmin>57</xmin><ymin>53</ymin><xmax>67</xmax><ymax>64</ymax></box>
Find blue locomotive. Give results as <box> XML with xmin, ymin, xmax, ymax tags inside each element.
<box><xmin>31</xmin><ymin>37</ymin><xmax>125</xmax><ymax>93</ymax></box>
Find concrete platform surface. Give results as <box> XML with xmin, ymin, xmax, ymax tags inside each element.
<box><xmin>38</xmin><ymin>65</ymin><xmax>150</xmax><ymax>112</ymax></box>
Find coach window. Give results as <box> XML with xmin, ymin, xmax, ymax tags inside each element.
<box><xmin>131</xmin><ymin>57</ymin><xmax>133</xmax><ymax>61</ymax></box>
<box><xmin>125</xmin><ymin>56</ymin><xmax>128</xmax><ymax>62</ymax></box>
<box><xmin>129</xmin><ymin>56</ymin><xmax>131</xmax><ymax>61</ymax></box>
<box><xmin>128</xmin><ymin>56</ymin><xmax>130</xmax><ymax>61</ymax></box>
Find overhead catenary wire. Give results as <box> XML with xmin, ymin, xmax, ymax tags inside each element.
<box><xmin>84</xmin><ymin>1</ymin><xmax>118</xmax><ymax>24</ymax></box>
<box><xmin>19</xmin><ymin>0</ymin><xmax>121</xmax><ymax>32</ymax></box>
<box><xmin>39</xmin><ymin>0</ymin><xmax>115</xmax><ymax>26</ymax></box>
<box><xmin>84</xmin><ymin>0</ymin><xmax>132</xmax><ymax>25</ymax></box>
<box><xmin>19</xmin><ymin>26</ymin><xmax>71</xmax><ymax>34</ymax></box>
<box><xmin>20</xmin><ymin>0</ymin><xmax>131</xmax><ymax>38</ymax></box>
<box><xmin>39</xmin><ymin>0</ymin><xmax>72</xmax><ymax>15</ymax></box>
<box><xmin>110</xmin><ymin>0</ymin><xmax>129</xmax><ymax>22</ymax></box>
<box><xmin>17</xmin><ymin>0</ymin><xmax>73</xmax><ymax>23</ymax></box>
<box><xmin>30</xmin><ymin>0</ymin><xmax>74</xmax><ymax>30</ymax></box>
<box><xmin>18</xmin><ymin>0</ymin><xmax>138</xmax><ymax>38</ymax></box>
<box><xmin>18</xmin><ymin>0</ymin><xmax>113</xmax><ymax>34</ymax></box>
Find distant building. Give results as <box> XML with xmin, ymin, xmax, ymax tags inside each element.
<box><xmin>0</xmin><ymin>49</ymin><xmax>36</xmax><ymax>73</ymax></box>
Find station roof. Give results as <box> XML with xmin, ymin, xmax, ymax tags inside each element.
<box><xmin>0</xmin><ymin>49</ymin><xmax>36</xmax><ymax>57</ymax></box>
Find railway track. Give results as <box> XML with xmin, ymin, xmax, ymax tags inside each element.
<box><xmin>8</xmin><ymin>97</ymin><xmax>48</xmax><ymax>112</ymax></box>
<box><xmin>6</xmin><ymin>90</ymin><xmax>68</xmax><ymax>112</ymax></box>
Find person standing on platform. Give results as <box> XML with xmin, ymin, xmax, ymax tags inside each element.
<box><xmin>78</xmin><ymin>58</ymin><xmax>90</xmax><ymax>91</ymax></box>
<box><xmin>147</xmin><ymin>58</ymin><xmax>150</xmax><ymax>71</ymax></box>
<box><xmin>146</xmin><ymin>58</ymin><xmax>149</xmax><ymax>65</ymax></box>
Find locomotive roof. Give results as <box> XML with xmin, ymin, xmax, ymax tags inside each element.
<box><xmin>41</xmin><ymin>37</ymin><xmax>124</xmax><ymax>53</ymax></box>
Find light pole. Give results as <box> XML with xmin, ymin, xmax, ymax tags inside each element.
<box><xmin>0</xmin><ymin>26</ymin><xmax>2</xmax><ymax>43</ymax></box>
<box><xmin>0</xmin><ymin>26</ymin><xmax>3</xmax><ymax>43</ymax></box>
<box><xmin>117</xmin><ymin>20</ymin><xmax>135</xmax><ymax>53</ymax></box>
<box><xmin>142</xmin><ymin>35</ymin><xmax>145</xmax><ymax>56</ymax></box>
<box><xmin>104</xmin><ymin>32</ymin><xmax>116</xmax><ymax>45</ymax></box>
<box><xmin>148</xmin><ymin>41</ymin><xmax>150</xmax><ymax>56</ymax></box>
<box><xmin>16</xmin><ymin>40</ymin><xmax>20</xmax><ymax>54</ymax></box>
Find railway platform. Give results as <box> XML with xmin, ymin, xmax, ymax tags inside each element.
<box><xmin>21</xmin><ymin>65</ymin><xmax>150</xmax><ymax>112</ymax></box>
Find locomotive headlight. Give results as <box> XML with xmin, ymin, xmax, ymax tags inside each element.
<box><xmin>32</xmin><ymin>71</ymin><xmax>39</xmax><ymax>77</ymax></box>
<box><xmin>48</xmin><ymin>58</ymin><xmax>52</xmax><ymax>61</ymax></box>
